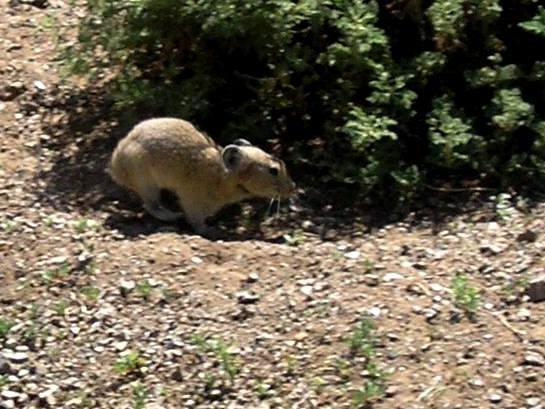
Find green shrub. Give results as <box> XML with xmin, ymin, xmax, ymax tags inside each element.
<box><xmin>59</xmin><ymin>0</ymin><xmax>545</xmax><ymax>204</ymax></box>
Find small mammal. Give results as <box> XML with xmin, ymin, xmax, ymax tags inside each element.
<box><xmin>109</xmin><ymin>117</ymin><xmax>295</xmax><ymax>236</ymax></box>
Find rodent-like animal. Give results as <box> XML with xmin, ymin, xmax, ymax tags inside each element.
<box><xmin>109</xmin><ymin>117</ymin><xmax>295</xmax><ymax>236</ymax></box>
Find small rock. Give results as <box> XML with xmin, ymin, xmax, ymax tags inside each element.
<box><xmin>0</xmin><ymin>358</ymin><xmax>11</xmax><ymax>374</ymax></box>
<box><xmin>1</xmin><ymin>400</ymin><xmax>15</xmax><ymax>409</ymax></box>
<box><xmin>190</xmin><ymin>256</ymin><xmax>203</xmax><ymax>264</ymax></box>
<box><xmin>424</xmin><ymin>308</ymin><xmax>439</xmax><ymax>322</ymax></box>
<box><xmin>517</xmin><ymin>229</ymin><xmax>538</xmax><ymax>243</ymax></box>
<box><xmin>489</xmin><ymin>393</ymin><xmax>502</xmax><ymax>403</ymax></box>
<box><xmin>525</xmin><ymin>372</ymin><xmax>539</xmax><ymax>382</ymax></box>
<box><xmin>38</xmin><ymin>385</ymin><xmax>59</xmax><ymax>407</ymax></box>
<box><xmin>2</xmin><ymin>351</ymin><xmax>28</xmax><ymax>363</ymax></box>
<box><xmin>384</xmin><ymin>386</ymin><xmax>397</xmax><ymax>397</ymax></box>
<box><xmin>526</xmin><ymin>397</ymin><xmax>541</xmax><ymax>407</ymax></box>
<box><xmin>368</xmin><ymin>307</ymin><xmax>381</xmax><ymax>318</ymax></box>
<box><xmin>429</xmin><ymin>283</ymin><xmax>444</xmax><ymax>292</ymax></box>
<box><xmin>300</xmin><ymin>285</ymin><xmax>313</xmax><ymax>298</ymax></box>
<box><xmin>119</xmin><ymin>279</ymin><xmax>135</xmax><ymax>296</ymax></box>
<box><xmin>20</xmin><ymin>0</ymin><xmax>49</xmax><ymax>8</ymax></box>
<box><xmin>48</xmin><ymin>255</ymin><xmax>68</xmax><ymax>265</ymax></box>
<box><xmin>1</xmin><ymin>81</ymin><xmax>26</xmax><ymax>101</ymax></box>
<box><xmin>524</xmin><ymin>351</ymin><xmax>545</xmax><ymax>366</ymax></box>
<box><xmin>526</xmin><ymin>275</ymin><xmax>545</xmax><ymax>302</ymax></box>
<box><xmin>236</xmin><ymin>291</ymin><xmax>260</xmax><ymax>304</ymax></box>
<box><xmin>383</xmin><ymin>272</ymin><xmax>404</xmax><ymax>282</ymax></box>
<box><xmin>171</xmin><ymin>367</ymin><xmax>184</xmax><ymax>382</ymax></box>
<box><xmin>344</xmin><ymin>250</ymin><xmax>360</xmax><ymax>260</ymax></box>
<box><xmin>1</xmin><ymin>390</ymin><xmax>20</xmax><ymax>400</ymax></box>
<box><xmin>33</xmin><ymin>80</ymin><xmax>46</xmax><ymax>91</ymax></box>
<box><xmin>516</xmin><ymin>307</ymin><xmax>531</xmax><ymax>321</ymax></box>
<box><xmin>293</xmin><ymin>331</ymin><xmax>308</xmax><ymax>341</ymax></box>
<box><xmin>364</xmin><ymin>274</ymin><xmax>379</xmax><ymax>287</ymax></box>
<box><xmin>113</xmin><ymin>341</ymin><xmax>128</xmax><ymax>351</ymax></box>
<box><xmin>246</xmin><ymin>273</ymin><xmax>259</xmax><ymax>283</ymax></box>
<box><xmin>470</xmin><ymin>378</ymin><xmax>484</xmax><ymax>388</ymax></box>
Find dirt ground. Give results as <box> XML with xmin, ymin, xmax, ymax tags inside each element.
<box><xmin>1</xmin><ymin>2</ymin><xmax>545</xmax><ymax>409</ymax></box>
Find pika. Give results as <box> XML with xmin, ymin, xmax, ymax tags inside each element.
<box><xmin>109</xmin><ymin>117</ymin><xmax>295</xmax><ymax>236</ymax></box>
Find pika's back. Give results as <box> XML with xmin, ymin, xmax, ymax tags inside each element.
<box><xmin>118</xmin><ymin>117</ymin><xmax>216</xmax><ymax>157</ymax></box>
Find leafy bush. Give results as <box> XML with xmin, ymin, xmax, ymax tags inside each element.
<box><xmin>60</xmin><ymin>0</ymin><xmax>545</xmax><ymax>204</ymax></box>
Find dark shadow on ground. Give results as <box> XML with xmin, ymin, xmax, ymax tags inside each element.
<box><xmin>29</xmin><ymin>85</ymin><xmax>540</xmax><ymax>242</ymax></box>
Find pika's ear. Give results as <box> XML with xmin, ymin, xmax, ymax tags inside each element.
<box><xmin>232</xmin><ymin>138</ymin><xmax>252</xmax><ymax>146</ymax></box>
<box><xmin>221</xmin><ymin>145</ymin><xmax>244</xmax><ymax>170</ymax></box>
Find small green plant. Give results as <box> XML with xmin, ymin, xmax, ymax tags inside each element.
<box><xmin>208</xmin><ymin>337</ymin><xmax>239</xmax><ymax>381</ymax></box>
<box><xmin>255</xmin><ymin>380</ymin><xmax>274</xmax><ymax>400</ymax></box>
<box><xmin>114</xmin><ymin>351</ymin><xmax>145</xmax><ymax>375</ymax></box>
<box><xmin>347</xmin><ymin>317</ymin><xmax>376</xmax><ymax>357</ymax></box>
<box><xmin>362</xmin><ymin>259</ymin><xmax>374</xmax><ymax>274</ymax></box>
<box><xmin>73</xmin><ymin>218</ymin><xmax>100</xmax><ymax>233</ymax></box>
<box><xmin>0</xmin><ymin>375</ymin><xmax>8</xmax><ymax>388</ymax></box>
<box><xmin>40</xmin><ymin>262</ymin><xmax>71</xmax><ymax>284</ymax></box>
<box><xmin>81</xmin><ymin>286</ymin><xmax>100</xmax><ymax>301</ymax></box>
<box><xmin>132</xmin><ymin>383</ymin><xmax>148</xmax><ymax>409</ymax></box>
<box><xmin>346</xmin><ymin>317</ymin><xmax>387</xmax><ymax>406</ymax></box>
<box><xmin>203</xmin><ymin>373</ymin><xmax>217</xmax><ymax>392</ymax></box>
<box><xmin>190</xmin><ymin>333</ymin><xmax>239</xmax><ymax>383</ymax></box>
<box><xmin>136</xmin><ymin>281</ymin><xmax>153</xmax><ymax>299</ymax></box>
<box><xmin>494</xmin><ymin>193</ymin><xmax>515</xmax><ymax>222</ymax></box>
<box><xmin>353</xmin><ymin>379</ymin><xmax>386</xmax><ymax>408</ymax></box>
<box><xmin>54</xmin><ymin>300</ymin><xmax>68</xmax><ymax>315</ymax></box>
<box><xmin>283</xmin><ymin>229</ymin><xmax>304</xmax><ymax>247</ymax></box>
<box><xmin>0</xmin><ymin>318</ymin><xmax>14</xmax><ymax>338</ymax></box>
<box><xmin>451</xmin><ymin>274</ymin><xmax>479</xmax><ymax>317</ymax></box>
<box><xmin>0</xmin><ymin>219</ymin><xmax>20</xmax><ymax>232</ymax></box>
<box><xmin>23</xmin><ymin>323</ymin><xmax>37</xmax><ymax>345</ymax></box>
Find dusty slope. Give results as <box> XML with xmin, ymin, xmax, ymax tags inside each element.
<box><xmin>1</xmin><ymin>2</ymin><xmax>545</xmax><ymax>409</ymax></box>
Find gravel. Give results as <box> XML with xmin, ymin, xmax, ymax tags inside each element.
<box><xmin>1</xmin><ymin>2</ymin><xmax>545</xmax><ymax>409</ymax></box>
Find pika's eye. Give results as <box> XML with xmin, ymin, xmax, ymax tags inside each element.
<box><xmin>269</xmin><ymin>167</ymin><xmax>279</xmax><ymax>176</ymax></box>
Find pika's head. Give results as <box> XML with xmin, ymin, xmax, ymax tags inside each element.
<box><xmin>221</xmin><ymin>141</ymin><xmax>295</xmax><ymax>199</ymax></box>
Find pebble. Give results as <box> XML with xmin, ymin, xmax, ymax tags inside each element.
<box><xmin>430</xmin><ymin>283</ymin><xmax>444</xmax><ymax>292</ymax></box>
<box><xmin>524</xmin><ymin>351</ymin><xmax>545</xmax><ymax>366</ymax></box>
<box><xmin>300</xmin><ymin>285</ymin><xmax>313</xmax><ymax>297</ymax></box>
<box><xmin>383</xmin><ymin>272</ymin><xmax>404</xmax><ymax>282</ymax></box>
<box><xmin>113</xmin><ymin>341</ymin><xmax>128</xmax><ymax>351</ymax></box>
<box><xmin>33</xmin><ymin>80</ymin><xmax>46</xmax><ymax>90</ymax></box>
<box><xmin>48</xmin><ymin>255</ymin><xmax>68</xmax><ymax>264</ymax></box>
<box><xmin>364</xmin><ymin>274</ymin><xmax>379</xmax><ymax>287</ymax></box>
<box><xmin>368</xmin><ymin>307</ymin><xmax>381</xmax><ymax>318</ymax></box>
<box><xmin>489</xmin><ymin>393</ymin><xmax>502</xmax><ymax>403</ymax></box>
<box><xmin>1</xmin><ymin>400</ymin><xmax>15</xmax><ymax>409</ymax></box>
<box><xmin>190</xmin><ymin>256</ymin><xmax>203</xmax><ymax>264</ymax></box>
<box><xmin>0</xmin><ymin>358</ymin><xmax>11</xmax><ymax>374</ymax></box>
<box><xmin>526</xmin><ymin>275</ymin><xmax>545</xmax><ymax>302</ymax></box>
<box><xmin>119</xmin><ymin>279</ymin><xmax>135</xmax><ymax>295</ymax></box>
<box><xmin>344</xmin><ymin>250</ymin><xmax>360</xmax><ymax>260</ymax></box>
<box><xmin>246</xmin><ymin>272</ymin><xmax>259</xmax><ymax>283</ymax></box>
<box><xmin>2</xmin><ymin>351</ymin><xmax>28</xmax><ymax>363</ymax></box>
<box><xmin>1</xmin><ymin>390</ymin><xmax>20</xmax><ymax>400</ymax></box>
<box><xmin>38</xmin><ymin>385</ymin><xmax>59</xmax><ymax>407</ymax></box>
<box><xmin>470</xmin><ymin>378</ymin><xmax>484</xmax><ymax>387</ymax></box>
<box><xmin>526</xmin><ymin>397</ymin><xmax>541</xmax><ymax>407</ymax></box>
<box><xmin>236</xmin><ymin>291</ymin><xmax>260</xmax><ymax>304</ymax></box>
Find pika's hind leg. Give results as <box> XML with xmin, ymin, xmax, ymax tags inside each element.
<box><xmin>175</xmin><ymin>196</ymin><xmax>217</xmax><ymax>237</ymax></box>
<box><xmin>136</xmin><ymin>184</ymin><xmax>183</xmax><ymax>221</ymax></box>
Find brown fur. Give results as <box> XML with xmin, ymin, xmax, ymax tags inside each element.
<box><xmin>109</xmin><ymin>117</ymin><xmax>295</xmax><ymax>235</ymax></box>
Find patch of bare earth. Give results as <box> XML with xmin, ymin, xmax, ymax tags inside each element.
<box><xmin>1</xmin><ymin>2</ymin><xmax>545</xmax><ymax>409</ymax></box>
